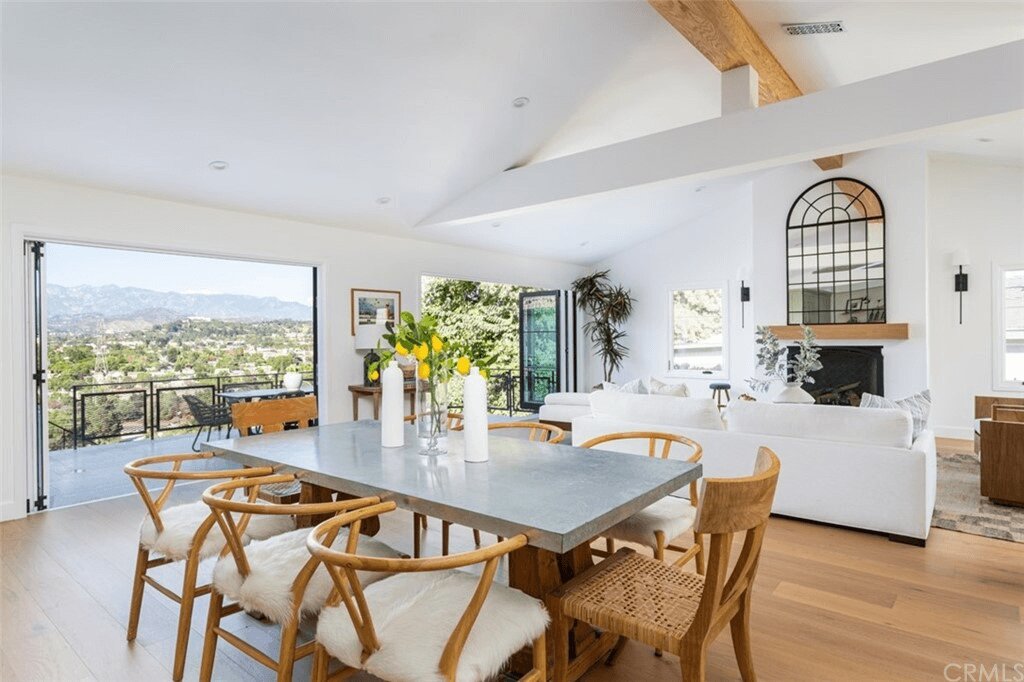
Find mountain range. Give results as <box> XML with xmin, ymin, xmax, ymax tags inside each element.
<box><xmin>47</xmin><ymin>284</ymin><xmax>312</xmax><ymax>331</ymax></box>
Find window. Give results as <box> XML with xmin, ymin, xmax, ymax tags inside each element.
<box><xmin>996</xmin><ymin>265</ymin><xmax>1024</xmax><ymax>389</ymax></box>
<box><xmin>669</xmin><ymin>286</ymin><xmax>727</xmax><ymax>377</ymax></box>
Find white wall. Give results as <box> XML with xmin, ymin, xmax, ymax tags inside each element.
<box><xmin>927</xmin><ymin>157</ymin><xmax>1024</xmax><ymax>438</ymax></box>
<box><xmin>0</xmin><ymin>175</ymin><xmax>585</xmax><ymax>521</ymax></box>
<box><xmin>595</xmin><ymin>148</ymin><xmax>931</xmax><ymax>403</ymax></box>
<box><xmin>751</xmin><ymin>147</ymin><xmax>931</xmax><ymax>399</ymax></box>
<box><xmin>591</xmin><ymin>184</ymin><xmax>754</xmax><ymax>395</ymax></box>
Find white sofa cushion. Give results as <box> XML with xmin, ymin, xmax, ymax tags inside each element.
<box><xmin>589</xmin><ymin>391</ymin><xmax>724</xmax><ymax>431</ymax></box>
<box><xmin>538</xmin><ymin>403</ymin><xmax>591</xmax><ymax>422</ymax></box>
<box><xmin>317</xmin><ymin>570</ymin><xmax>548</xmax><ymax>682</ymax></box>
<box><xmin>726</xmin><ymin>400</ymin><xmax>913</xmax><ymax>449</ymax></box>
<box><xmin>543</xmin><ymin>392</ymin><xmax>592</xmax><ymax>407</ymax></box>
<box><xmin>603</xmin><ymin>377</ymin><xmax>647</xmax><ymax>394</ymax></box>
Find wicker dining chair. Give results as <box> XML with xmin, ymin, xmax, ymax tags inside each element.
<box><xmin>413</xmin><ymin>420</ymin><xmax>565</xmax><ymax>558</ymax></box>
<box><xmin>307</xmin><ymin>501</ymin><xmax>549</xmax><ymax>682</ymax></box>
<box><xmin>579</xmin><ymin>431</ymin><xmax>705</xmax><ymax>573</ymax></box>
<box><xmin>546</xmin><ymin>447</ymin><xmax>781</xmax><ymax>682</ymax></box>
<box><xmin>198</xmin><ymin>474</ymin><xmax>402</xmax><ymax>682</ymax></box>
<box><xmin>231</xmin><ymin>395</ymin><xmax>319</xmax><ymax>504</ymax></box>
<box><xmin>123</xmin><ymin>453</ymin><xmax>293</xmax><ymax>681</ymax></box>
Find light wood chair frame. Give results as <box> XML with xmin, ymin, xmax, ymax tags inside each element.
<box><xmin>123</xmin><ymin>452</ymin><xmax>274</xmax><ymax>682</ymax></box>
<box><xmin>307</xmin><ymin>501</ymin><xmax>547</xmax><ymax>682</ymax></box>
<box><xmin>579</xmin><ymin>431</ymin><xmax>705</xmax><ymax>572</ymax></box>
<box><xmin>198</xmin><ymin>474</ymin><xmax>381</xmax><ymax>682</ymax></box>
<box><xmin>415</xmin><ymin>420</ymin><xmax>566</xmax><ymax>557</ymax></box>
<box><xmin>231</xmin><ymin>395</ymin><xmax>319</xmax><ymax>504</ymax></box>
<box><xmin>547</xmin><ymin>447</ymin><xmax>781</xmax><ymax>682</ymax></box>
<box><xmin>231</xmin><ymin>395</ymin><xmax>319</xmax><ymax>435</ymax></box>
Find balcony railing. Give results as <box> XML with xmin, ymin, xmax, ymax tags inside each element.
<box><xmin>68</xmin><ymin>372</ymin><xmax>314</xmax><ymax>449</ymax></box>
<box><xmin>62</xmin><ymin>366</ymin><xmax>557</xmax><ymax>450</ymax></box>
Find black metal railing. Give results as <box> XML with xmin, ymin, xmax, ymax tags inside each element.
<box><xmin>68</xmin><ymin>372</ymin><xmax>314</xmax><ymax>449</ymax></box>
<box><xmin>48</xmin><ymin>420</ymin><xmax>82</xmax><ymax>451</ymax></box>
<box><xmin>448</xmin><ymin>367</ymin><xmax>556</xmax><ymax>416</ymax></box>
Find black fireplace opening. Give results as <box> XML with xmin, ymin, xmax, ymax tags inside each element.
<box><xmin>787</xmin><ymin>345</ymin><xmax>883</xmax><ymax>406</ymax></box>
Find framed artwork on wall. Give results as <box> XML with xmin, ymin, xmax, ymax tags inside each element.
<box><xmin>350</xmin><ymin>288</ymin><xmax>401</xmax><ymax>336</ymax></box>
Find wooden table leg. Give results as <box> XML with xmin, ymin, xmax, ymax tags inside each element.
<box><xmin>372</xmin><ymin>394</ymin><xmax>381</xmax><ymax>420</ymax></box>
<box><xmin>508</xmin><ymin>541</ymin><xmax>617</xmax><ymax>678</ymax></box>
<box><xmin>408</xmin><ymin>391</ymin><xmax>415</xmax><ymax>418</ymax></box>
<box><xmin>295</xmin><ymin>482</ymin><xmax>380</xmax><ymax>536</ymax></box>
<box><xmin>352</xmin><ymin>394</ymin><xmax>360</xmax><ymax>421</ymax></box>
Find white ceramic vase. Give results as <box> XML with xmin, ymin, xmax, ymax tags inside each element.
<box><xmin>773</xmin><ymin>382</ymin><xmax>815</xmax><ymax>404</ymax></box>
<box><xmin>282</xmin><ymin>372</ymin><xmax>303</xmax><ymax>390</ymax></box>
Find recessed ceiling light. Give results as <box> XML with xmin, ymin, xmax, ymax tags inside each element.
<box><xmin>208</xmin><ymin>160</ymin><xmax>229</xmax><ymax>171</ymax></box>
<box><xmin>695</xmin><ymin>185</ymin><xmax>706</xmax><ymax>193</ymax></box>
<box><xmin>512</xmin><ymin>97</ymin><xmax>530</xmax><ymax>108</ymax></box>
<box><xmin>491</xmin><ymin>221</ymin><xmax>502</xmax><ymax>228</ymax></box>
<box><xmin>376</xmin><ymin>196</ymin><xmax>392</xmax><ymax>205</ymax></box>
<box><xmin>579</xmin><ymin>240</ymin><xmax>589</xmax><ymax>247</ymax></box>
<box><xmin>977</xmin><ymin>137</ymin><xmax>994</xmax><ymax>143</ymax></box>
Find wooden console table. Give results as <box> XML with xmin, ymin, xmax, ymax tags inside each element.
<box><xmin>348</xmin><ymin>383</ymin><xmax>415</xmax><ymax>420</ymax></box>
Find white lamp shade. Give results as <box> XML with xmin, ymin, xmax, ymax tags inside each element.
<box><xmin>355</xmin><ymin>323</ymin><xmax>386</xmax><ymax>350</ymax></box>
<box><xmin>950</xmin><ymin>249</ymin><xmax>971</xmax><ymax>267</ymax></box>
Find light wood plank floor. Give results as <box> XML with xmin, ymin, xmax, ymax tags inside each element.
<box><xmin>1</xmin><ymin>440</ymin><xmax>1022</xmax><ymax>681</ymax></box>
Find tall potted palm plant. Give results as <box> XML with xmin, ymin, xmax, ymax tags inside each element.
<box><xmin>572</xmin><ymin>270</ymin><xmax>635</xmax><ymax>384</ymax></box>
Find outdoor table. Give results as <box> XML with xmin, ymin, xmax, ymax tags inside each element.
<box><xmin>216</xmin><ymin>386</ymin><xmax>313</xmax><ymax>404</ymax></box>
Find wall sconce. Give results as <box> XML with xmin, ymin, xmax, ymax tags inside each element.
<box><xmin>951</xmin><ymin>249</ymin><xmax>970</xmax><ymax>325</ymax></box>
<box><xmin>736</xmin><ymin>267</ymin><xmax>751</xmax><ymax>328</ymax></box>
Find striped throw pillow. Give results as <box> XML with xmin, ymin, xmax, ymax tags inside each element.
<box><xmin>860</xmin><ymin>389</ymin><xmax>931</xmax><ymax>441</ymax></box>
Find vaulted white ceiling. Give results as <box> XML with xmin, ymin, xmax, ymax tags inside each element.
<box><xmin>3</xmin><ymin>1</ymin><xmax>1021</xmax><ymax>264</ymax></box>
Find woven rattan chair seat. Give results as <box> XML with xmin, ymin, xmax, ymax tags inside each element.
<box><xmin>561</xmin><ymin>549</ymin><xmax>705</xmax><ymax>653</ymax></box>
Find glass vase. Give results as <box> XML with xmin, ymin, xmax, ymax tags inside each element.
<box><xmin>416</xmin><ymin>374</ymin><xmax>450</xmax><ymax>456</ymax></box>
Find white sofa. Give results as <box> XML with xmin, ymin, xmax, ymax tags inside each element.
<box><xmin>538</xmin><ymin>392</ymin><xmax>592</xmax><ymax>425</ymax></box>
<box><xmin>572</xmin><ymin>392</ymin><xmax>937</xmax><ymax>544</ymax></box>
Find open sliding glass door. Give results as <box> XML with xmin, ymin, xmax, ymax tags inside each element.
<box><xmin>26</xmin><ymin>240</ymin><xmax>49</xmax><ymax>512</ymax></box>
<box><xmin>519</xmin><ymin>290</ymin><xmax>562</xmax><ymax>411</ymax></box>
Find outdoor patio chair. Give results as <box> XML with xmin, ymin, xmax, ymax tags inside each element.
<box><xmin>183</xmin><ymin>393</ymin><xmax>233</xmax><ymax>452</ymax></box>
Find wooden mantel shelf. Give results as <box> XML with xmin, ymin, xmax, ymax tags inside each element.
<box><xmin>767</xmin><ymin>323</ymin><xmax>910</xmax><ymax>341</ymax></box>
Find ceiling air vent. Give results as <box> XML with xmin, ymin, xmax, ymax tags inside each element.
<box><xmin>783</xmin><ymin>21</ymin><xmax>844</xmax><ymax>36</ymax></box>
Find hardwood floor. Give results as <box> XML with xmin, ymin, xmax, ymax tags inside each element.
<box><xmin>1</xmin><ymin>440</ymin><xmax>1022</xmax><ymax>681</ymax></box>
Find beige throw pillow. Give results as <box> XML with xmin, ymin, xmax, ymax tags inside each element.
<box><xmin>648</xmin><ymin>376</ymin><xmax>689</xmax><ymax>397</ymax></box>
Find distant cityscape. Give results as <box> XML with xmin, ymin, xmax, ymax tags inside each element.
<box><xmin>47</xmin><ymin>284</ymin><xmax>314</xmax><ymax>450</ymax></box>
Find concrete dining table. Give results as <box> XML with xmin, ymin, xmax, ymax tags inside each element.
<box><xmin>207</xmin><ymin>420</ymin><xmax>702</xmax><ymax>675</ymax></box>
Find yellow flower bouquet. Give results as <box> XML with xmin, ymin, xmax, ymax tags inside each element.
<box><xmin>369</xmin><ymin>311</ymin><xmax>492</xmax><ymax>455</ymax></box>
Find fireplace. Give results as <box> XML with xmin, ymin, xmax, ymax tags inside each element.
<box><xmin>787</xmin><ymin>345</ymin><xmax>883</xmax><ymax>406</ymax></box>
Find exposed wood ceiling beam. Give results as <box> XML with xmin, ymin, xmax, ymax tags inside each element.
<box><xmin>649</xmin><ymin>0</ymin><xmax>842</xmax><ymax>171</ymax></box>
<box><xmin>418</xmin><ymin>41</ymin><xmax>1023</xmax><ymax>229</ymax></box>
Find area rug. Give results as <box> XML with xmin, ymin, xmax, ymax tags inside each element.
<box><xmin>931</xmin><ymin>449</ymin><xmax>1024</xmax><ymax>543</ymax></box>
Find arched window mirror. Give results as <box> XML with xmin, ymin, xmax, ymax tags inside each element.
<box><xmin>786</xmin><ymin>178</ymin><xmax>885</xmax><ymax>325</ymax></box>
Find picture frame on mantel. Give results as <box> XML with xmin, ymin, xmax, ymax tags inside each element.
<box><xmin>350</xmin><ymin>288</ymin><xmax>401</xmax><ymax>336</ymax></box>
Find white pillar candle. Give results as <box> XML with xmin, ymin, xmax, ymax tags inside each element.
<box><xmin>380</xmin><ymin>360</ymin><xmax>404</xmax><ymax>448</ymax></box>
<box><xmin>463</xmin><ymin>367</ymin><xmax>489</xmax><ymax>462</ymax></box>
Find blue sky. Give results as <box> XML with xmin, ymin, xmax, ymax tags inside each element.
<box><xmin>46</xmin><ymin>243</ymin><xmax>314</xmax><ymax>305</ymax></box>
